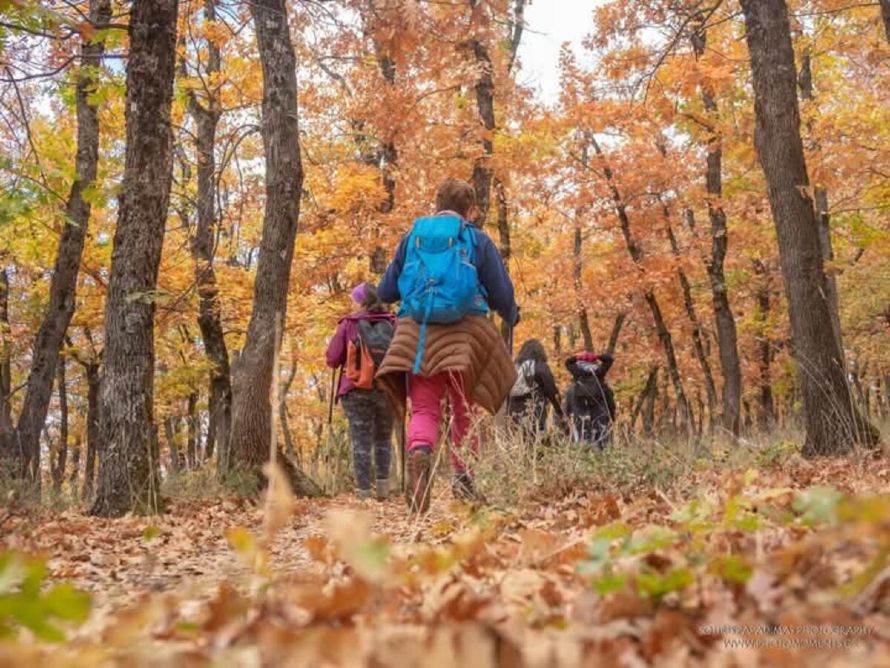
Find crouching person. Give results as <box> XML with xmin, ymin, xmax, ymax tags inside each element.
<box><xmin>374</xmin><ymin>178</ymin><xmax>520</xmax><ymax>514</ymax></box>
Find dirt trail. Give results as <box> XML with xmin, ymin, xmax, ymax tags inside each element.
<box><xmin>2</xmin><ymin>490</ymin><xmax>473</xmax><ymax>628</ymax></box>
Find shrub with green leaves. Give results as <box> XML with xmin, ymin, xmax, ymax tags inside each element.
<box><xmin>0</xmin><ymin>551</ymin><xmax>91</xmax><ymax>642</ymax></box>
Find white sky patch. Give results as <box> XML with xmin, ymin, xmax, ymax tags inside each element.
<box><xmin>516</xmin><ymin>0</ymin><xmax>606</xmax><ymax>105</ymax></box>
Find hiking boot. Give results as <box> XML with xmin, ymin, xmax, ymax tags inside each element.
<box><xmin>356</xmin><ymin>488</ymin><xmax>372</xmax><ymax>501</ymax></box>
<box><xmin>406</xmin><ymin>447</ymin><xmax>432</xmax><ymax>514</ymax></box>
<box><xmin>376</xmin><ymin>478</ymin><xmax>390</xmax><ymax>501</ymax></box>
<box><xmin>452</xmin><ymin>471</ymin><xmax>485</xmax><ymax>503</ymax></box>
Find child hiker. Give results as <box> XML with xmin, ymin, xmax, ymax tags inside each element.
<box><xmin>375</xmin><ymin>178</ymin><xmax>520</xmax><ymax>514</ymax></box>
<box><xmin>325</xmin><ymin>283</ymin><xmax>397</xmax><ymax>500</ymax></box>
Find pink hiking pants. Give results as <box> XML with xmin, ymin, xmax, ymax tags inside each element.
<box><xmin>407</xmin><ymin>372</ymin><xmax>479</xmax><ymax>473</ymax></box>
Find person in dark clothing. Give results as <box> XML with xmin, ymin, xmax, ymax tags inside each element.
<box><xmin>325</xmin><ymin>283</ymin><xmax>396</xmax><ymax>500</ymax></box>
<box><xmin>507</xmin><ymin>339</ymin><xmax>563</xmax><ymax>436</ymax></box>
<box><xmin>563</xmin><ymin>352</ymin><xmax>616</xmax><ymax>449</ymax></box>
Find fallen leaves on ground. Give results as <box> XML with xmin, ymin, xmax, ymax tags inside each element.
<box><xmin>2</xmin><ymin>457</ymin><xmax>890</xmax><ymax>666</ymax></box>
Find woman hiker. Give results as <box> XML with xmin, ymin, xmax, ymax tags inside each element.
<box><xmin>563</xmin><ymin>351</ymin><xmax>616</xmax><ymax>449</ymax></box>
<box><xmin>507</xmin><ymin>338</ymin><xmax>564</xmax><ymax>440</ymax></box>
<box><xmin>374</xmin><ymin>178</ymin><xmax>520</xmax><ymax>514</ymax></box>
<box><xmin>325</xmin><ymin>283</ymin><xmax>397</xmax><ymax>500</ymax></box>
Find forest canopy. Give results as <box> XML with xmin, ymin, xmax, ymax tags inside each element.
<box><xmin>0</xmin><ymin>0</ymin><xmax>887</xmax><ymax>505</ymax></box>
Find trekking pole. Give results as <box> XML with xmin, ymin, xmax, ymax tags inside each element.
<box><xmin>327</xmin><ymin>367</ymin><xmax>339</xmax><ymax>426</ymax></box>
<box><xmin>399</xmin><ymin>375</ymin><xmax>408</xmax><ymax>493</ymax></box>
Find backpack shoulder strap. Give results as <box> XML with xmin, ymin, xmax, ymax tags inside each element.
<box><xmin>459</xmin><ymin>221</ymin><xmax>479</xmax><ymax>259</ymax></box>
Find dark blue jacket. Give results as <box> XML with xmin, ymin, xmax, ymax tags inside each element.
<box><xmin>377</xmin><ymin>215</ymin><xmax>519</xmax><ymax>325</ymax></box>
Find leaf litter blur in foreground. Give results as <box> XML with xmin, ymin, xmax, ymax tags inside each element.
<box><xmin>2</xmin><ymin>459</ymin><xmax>890</xmax><ymax>666</ymax></box>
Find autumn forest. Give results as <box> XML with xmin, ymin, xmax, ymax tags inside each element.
<box><xmin>1</xmin><ymin>0</ymin><xmax>889</xmax><ymax>665</ymax></box>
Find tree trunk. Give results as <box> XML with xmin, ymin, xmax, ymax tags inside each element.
<box><xmin>630</xmin><ymin>365</ymin><xmax>658</xmax><ymax>434</ymax></box>
<box><xmin>606</xmin><ymin>312</ymin><xmax>626</xmax><ymax>357</ymax></box>
<box><xmin>814</xmin><ymin>189</ymin><xmax>843</xmax><ymax>354</ymax></box>
<box><xmin>491</xmin><ymin>3</ymin><xmax>525</xmax><ymax>342</ymax></box>
<box><xmin>704</xmin><ymin>97</ymin><xmax>743</xmax><ymax>439</ymax></box>
<box><xmin>164</xmin><ymin>417</ymin><xmax>181</xmax><ymax>474</ymax></box>
<box><xmin>573</xmin><ymin>209</ymin><xmax>594</xmax><ymax>351</ymax></box>
<box><xmin>15</xmin><ymin>0</ymin><xmax>112</xmax><ymax>485</ymax></box>
<box><xmin>90</xmin><ymin>0</ymin><xmax>179</xmax><ymax>516</ymax></box>
<box><xmin>491</xmin><ymin>1</ymin><xmax>524</xmax><ymax>266</ymax></box>
<box><xmin>588</xmin><ymin>136</ymin><xmax>691</xmax><ymax>426</ymax></box>
<box><xmin>690</xmin><ymin>23</ymin><xmax>743</xmax><ymax>438</ymax></box>
<box><xmin>739</xmin><ymin>0</ymin><xmax>878</xmax><ymax>455</ymax></box>
<box><xmin>280</xmin><ymin>358</ymin><xmax>297</xmax><ymax>461</ymax></box>
<box><xmin>798</xmin><ymin>50</ymin><xmax>844</xmax><ymax>359</ymax></box>
<box><xmin>642</xmin><ymin>367</ymin><xmax>659</xmax><ymax>437</ymax></box>
<box><xmin>51</xmin><ymin>359</ymin><xmax>68</xmax><ymax>494</ymax></box>
<box><xmin>880</xmin><ymin>0</ymin><xmax>890</xmax><ymax>43</ymax></box>
<box><xmin>369</xmin><ymin>33</ymin><xmax>398</xmax><ymax>270</ymax></box>
<box><xmin>0</xmin><ymin>268</ymin><xmax>13</xmax><ymax>468</ymax></box>
<box><xmin>665</xmin><ymin>217</ymin><xmax>718</xmax><ymax>423</ymax></box>
<box><xmin>81</xmin><ymin>361</ymin><xmax>100</xmax><ymax>501</ymax></box>
<box><xmin>467</xmin><ymin>1</ymin><xmax>495</xmax><ymax>227</ymax></box>
<box><xmin>186</xmin><ymin>392</ymin><xmax>198</xmax><ymax>469</ymax></box>
<box><xmin>69</xmin><ymin>438</ymin><xmax>81</xmax><ymax>496</ymax></box>
<box><xmin>753</xmin><ymin>260</ymin><xmax>776</xmax><ymax>428</ymax></box>
<box><xmin>644</xmin><ymin>291</ymin><xmax>690</xmax><ymax>428</ymax></box>
<box><xmin>553</xmin><ymin>325</ymin><xmax>562</xmax><ymax>358</ymax></box>
<box><xmin>496</xmin><ymin>178</ymin><xmax>513</xmax><ymax>344</ymax></box>
<box><xmin>882</xmin><ymin>374</ymin><xmax>890</xmax><ymax>417</ymax></box>
<box><xmin>229</xmin><ymin>0</ymin><xmax>316</xmax><ymax>496</ymax></box>
<box><xmin>188</xmin><ymin>0</ymin><xmax>232</xmax><ymax>470</ymax></box>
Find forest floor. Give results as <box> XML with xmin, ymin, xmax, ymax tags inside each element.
<box><xmin>3</xmin><ymin>454</ymin><xmax>890</xmax><ymax>666</ymax></box>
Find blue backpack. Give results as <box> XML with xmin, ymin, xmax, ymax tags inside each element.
<box><xmin>397</xmin><ymin>215</ymin><xmax>488</xmax><ymax>372</ymax></box>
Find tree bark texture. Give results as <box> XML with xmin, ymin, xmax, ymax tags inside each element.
<box><xmin>186</xmin><ymin>392</ymin><xmax>198</xmax><ymax>469</ymax></box>
<box><xmin>15</xmin><ymin>0</ymin><xmax>112</xmax><ymax>484</ymax></box>
<box><xmin>229</xmin><ymin>0</ymin><xmax>306</xmax><ymax>480</ymax></box>
<box><xmin>492</xmin><ymin>1</ymin><xmax>524</xmax><ymax>268</ymax></box>
<box><xmin>91</xmin><ymin>0</ymin><xmax>179</xmax><ymax>516</ymax></box>
<box><xmin>468</xmin><ymin>26</ymin><xmax>494</xmax><ymax>227</ymax></box>
<box><xmin>798</xmin><ymin>50</ymin><xmax>844</xmax><ymax>359</ymax></box>
<box><xmin>704</xmin><ymin>124</ymin><xmax>742</xmax><ymax>435</ymax></box>
<box><xmin>635</xmin><ymin>366</ymin><xmax>659</xmax><ymax>437</ymax></box>
<box><xmin>165</xmin><ymin>417</ymin><xmax>181</xmax><ymax>473</ymax></box>
<box><xmin>51</xmin><ymin>359</ymin><xmax>68</xmax><ymax>494</ymax></box>
<box><xmin>188</xmin><ymin>0</ymin><xmax>231</xmax><ymax>470</ymax></box>
<box><xmin>363</xmin><ymin>34</ymin><xmax>398</xmax><ymax>273</ymax></box>
<box><xmin>0</xmin><ymin>269</ymin><xmax>13</xmax><ymax>466</ymax></box>
<box><xmin>703</xmin><ymin>110</ymin><xmax>743</xmax><ymax>437</ymax></box>
<box><xmin>81</xmin><ymin>360</ymin><xmax>99</xmax><ymax>501</ymax></box>
<box><xmin>814</xmin><ymin>189</ymin><xmax>843</xmax><ymax>355</ymax></box>
<box><xmin>739</xmin><ymin>0</ymin><xmax>878</xmax><ymax>454</ymax></box>
<box><xmin>690</xmin><ymin>21</ymin><xmax>743</xmax><ymax>438</ymax></box>
<box><xmin>753</xmin><ymin>260</ymin><xmax>777</xmax><ymax>428</ymax></box>
<box><xmin>280</xmin><ymin>358</ymin><xmax>297</xmax><ymax>461</ymax></box>
<box><xmin>69</xmin><ymin>438</ymin><xmax>81</xmax><ymax>494</ymax></box>
<box><xmin>572</xmin><ymin>205</ymin><xmax>593</xmax><ymax>351</ymax></box>
<box><xmin>606</xmin><ymin>312</ymin><xmax>626</xmax><ymax>357</ymax></box>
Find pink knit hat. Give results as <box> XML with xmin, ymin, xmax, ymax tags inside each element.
<box><xmin>351</xmin><ymin>282</ymin><xmax>368</xmax><ymax>305</ymax></box>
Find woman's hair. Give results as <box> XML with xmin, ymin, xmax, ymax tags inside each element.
<box><xmin>516</xmin><ymin>338</ymin><xmax>548</xmax><ymax>364</ymax></box>
<box><xmin>435</xmin><ymin>178</ymin><xmax>476</xmax><ymax>217</ymax></box>
<box><xmin>360</xmin><ymin>283</ymin><xmax>387</xmax><ymax>313</ymax></box>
